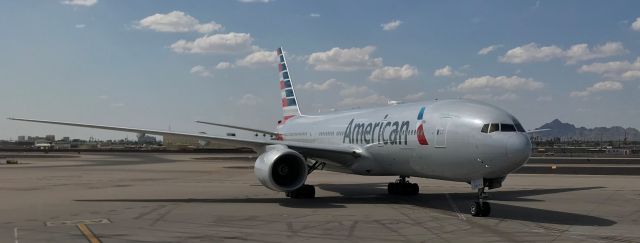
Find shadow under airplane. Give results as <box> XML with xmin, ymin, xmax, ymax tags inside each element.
<box><xmin>76</xmin><ymin>184</ymin><xmax>615</xmax><ymax>226</ymax></box>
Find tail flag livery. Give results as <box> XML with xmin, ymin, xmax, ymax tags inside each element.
<box><xmin>277</xmin><ymin>47</ymin><xmax>301</xmax><ymax>123</ymax></box>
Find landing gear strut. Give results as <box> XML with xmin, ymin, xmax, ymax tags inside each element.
<box><xmin>387</xmin><ymin>176</ymin><xmax>419</xmax><ymax>195</ymax></box>
<box><xmin>470</xmin><ymin>187</ymin><xmax>491</xmax><ymax>217</ymax></box>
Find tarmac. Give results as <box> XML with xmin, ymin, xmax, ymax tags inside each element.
<box><xmin>0</xmin><ymin>153</ymin><xmax>639</xmax><ymax>242</ymax></box>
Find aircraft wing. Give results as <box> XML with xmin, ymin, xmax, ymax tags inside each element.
<box><xmin>195</xmin><ymin>120</ymin><xmax>278</xmax><ymax>136</ymax></box>
<box><xmin>526</xmin><ymin>129</ymin><xmax>551</xmax><ymax>133</ymax></box>
<box><xmin>8</xmin><ymin>118</ymin><xmax>361</xmax><ymax>161</ymax></box>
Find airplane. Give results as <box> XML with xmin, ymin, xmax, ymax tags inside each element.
<box><xmin>9</xmin><ymin>47</ymin><xmax>532</xmax><ymax>217</ymax></box>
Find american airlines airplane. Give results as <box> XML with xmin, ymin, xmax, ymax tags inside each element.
<box><xmin>9</xmin><ymin>47</ymin><xmax>532</xmax><ymax>217</ymax></box>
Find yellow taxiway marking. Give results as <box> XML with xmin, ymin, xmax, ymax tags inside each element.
<box><xmin>77</xmin><ymin>224</ymin><xmax>101</xmax><ymax>243</ymax></box>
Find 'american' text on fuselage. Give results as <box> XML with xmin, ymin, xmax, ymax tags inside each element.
<box><xmin>342</xmin><ymin>118</ymin><xmax>410</xmax><ymax>145</ymax></box>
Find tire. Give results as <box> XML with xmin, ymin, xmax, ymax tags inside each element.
<box><xmin>481</xmin><ymin>202</ymin><xmax>491</xmax><ymax>217</ymax></box>
<box><xmin>388</xmin><ymin>183</ymin><xmax>397</xmax><ymax>195</ymax></box>
<box><xmin>410</xmin><ymin>183</ymin><xmax>419</xmax><ymax>195</ymax></box>
<box><xmin>470</xmin><ymin>202</ymin><xmax>482</xmax><ymax>217</ymax></box>
<box><xmin>288</xmin><ymin>185</ymin><xmax>315</xmax><ymax>199</ymax></box>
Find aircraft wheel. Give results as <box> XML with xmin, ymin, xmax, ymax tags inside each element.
<box><xmin>410</xmin><ymin>183</ymin><xmax>419</xmax><ymax>195</ymax></box>
<box><xmin>387</xmin><ymin>183</ymin><xmax>398</xmax><ymax>195</ymax></box>
<box><xmin>470</xmin><ymin>201</ymin><xmax>482</xmax><ymax>217</ymax></box>
<box><xmin>287</xmin><ymin>185</ymin><xmax>315</xmax><ymax>199</ymax></box>
<box><xmin>481</xmin><ymin>202</ymin><xmax>491</xmax><ymax>217</ymax></box>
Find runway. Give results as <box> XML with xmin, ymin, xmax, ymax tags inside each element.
<box><xmin>0</xmin><ymin>153</ymin><xmax>639</xmax><ymax>242</ymax></box>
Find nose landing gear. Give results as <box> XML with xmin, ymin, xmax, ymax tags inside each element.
<box><xmin>387</xmin><ymin>176</ymin><xmax>419</xmax><ymax>195</ymax></box>
<box><xmin>470</xmin><ymin>187</ymin><xmax>491</xmax><ymax>217</ymax></box>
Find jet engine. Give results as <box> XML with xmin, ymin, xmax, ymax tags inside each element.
<box><xmin>254</xmin><ymin>146</ymin><xmax>308</xmax><ymax>192</ymax></box>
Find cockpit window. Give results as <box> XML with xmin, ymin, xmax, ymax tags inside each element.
<box><xmin>483</xmin><ymin>121</ymin><xmax>525</xmax><ymax>133</ymax></box>
<box><xmin>501</xmin><ymin>123</ymin><xmax>517</xmax><ymax>132</ymax></box>
<box><xmin>488</xmin><ymin>123</ymin><xmax>499</xmax><ymax>133</ymax></box>
<box><xmin>514</xmin><ymin>120</ymin><xmax>526</xmax><ymax>132</ymax></box>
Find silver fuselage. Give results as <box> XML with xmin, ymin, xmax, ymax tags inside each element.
<box><xmin>278</xmin><ymin>99</ymin><xmax>531</xmax><ymax>182</ymax></box>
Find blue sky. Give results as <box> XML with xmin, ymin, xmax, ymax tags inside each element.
<box><xmin>1</xmin><ymin>0</ymin><xmax>640</xmax><ymax>140</ymax></box>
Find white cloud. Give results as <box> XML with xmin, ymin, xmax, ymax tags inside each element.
<box><xmin>369</xmin><ymin>64</ymin><xmax>418</xmax><ymax>81</ymax></box>
<box><xmin>310</xmin><ymin>13</ymin><xmax>320</xmax><ymax>17</ymax></box>
<box><xmin>434</xmin><ymin>66</ymin><xmax>453</xmax><ymax>77</ymax></box>
<box><xmin>307</xmin><ymin>46</ymin><xmax>383</xmax><ymax>71</ymax></box>
<box><xmin>190</xmin><ymin>65</ymin><xmax>212</xmax><ymax>77</ymax></box>
<box><xmin>578</xmin><ymin>57</ymin><xmax>640</xmax><ymax>80</ymax></box>
<box><xmin>75</xmin><ymin>24</ymin><xmax>86</xmax><ymax>29</ymax></box>
<box><xmin>500</xmin><ymin>43</ymin><xmax>564</xmax><ymax>63</ymax></box>
<box><xmin>381</xmin><ymin>20</ymin><xmax>402</xmax><ymax>31</ymax></box>
<box><xmin>456</xmin><ymin>75</ymin><xmax>544</xmax><ymax>92</ymax></box>
<box><xmin>299</xmin><ymin>79</ymin><xmax>342</xmax><ymax>91</ymax></box>
<box><xmin>500</xmin><ymin>42</ymin><xmax>625</xmax><ymax>64</ymax></box>
<box><xmin>570</xmin><ymin>81</ymin><xmax>623</xmax><ymax>97</ymax></box>
<box><xmin>340</xmin><ymin>85</ymin><xmax>373</xmax><ymax>97</ymax></box>
<box><xmin>215</xmin><ymin>62</ymin><xmax>234</xmax><ymax>69</ymax></box>
<box><xmin>433</xmin><ymin>65</ymin><xmax>464</xmax><ymax>77</ymax></box>
<box><xmin>478</xmin><ymin>44</ymin><xmax>502</xmax><ymax>55</ymax></box>
<box><xmin>632</xmin><ymin>17</ymin><xmax>640</xmax><ymax>31</ymax></box>
<box><xmin>237</xmin><ymin>0</ymin><xmax>271</xmax><ymax>3</ymax></box>
<box><xmin>338</xmin><ymin>94</ymin><xmax>388</xmax><ymax>107</ymax></box>
<box><xmin>404</xmin><ymin>92</ymin><xmax>426</xmax><ymax>101</ymax></box>
<box><xmin>137</xmin><ymin>11</ymin><xmax>222</xmax><ymax>34</ymax></box>
<box><xmin>170</xmin><ymin>32</ymin><xmax>255</xmax><ymax>54</ymax></box>
<box><xmin>463</xmin><ymin>93</ymin><xmax>519</xmax><ymax>101</ymax></box>
<box><xmin>236</xmin><ymin>50</ymin><xmax>278</xmax><ymax>67</ymax></box>
<box><xmin>565</xmin><ymin>42</ymin><xmax>626</xmax><ymax>64</ymax></box>
<box><xmin>622</xmin><ymin>70</ymin><xmax>640</xmax><ymax>80</ymax></box>
<box><xmin>238</xmin><ymin>94</ymin><xmax>262</xmax><ymax>106</ymax></box>
<box><xmin>61</xmin><ymin>0</ymin><xmax>97</xmax><ymax>6</ymax></box>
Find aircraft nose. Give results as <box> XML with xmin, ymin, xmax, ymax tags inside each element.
<box><xmin>507</xmin><ymin>133</ymin><xmax>531</xmax><ymax>167</ymax></box>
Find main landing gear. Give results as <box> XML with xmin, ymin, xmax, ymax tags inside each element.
<box><xmin>387</xmin><ymin>176</ymin><xmax>419</xmax><ymax>195</ymax></box>
<box><xmin>286</xmin><ymin>184</ymin><xmax>315</xmax><ymax>199</ymax></box>
<box><xmin>470</xmin><ymin>187</ymin><xmax>491</xmax><ymax>217</ymax></box>
<box><xmin>285</xmin><ymin>161</ymin><xmax>325</xmax><ymax>199</ymax></box>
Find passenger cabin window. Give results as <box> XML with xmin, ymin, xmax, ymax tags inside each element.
<box><xmin>501</xmin><ymin>123</ymin><xmax>517</xmax><ymax>132</ymax></box>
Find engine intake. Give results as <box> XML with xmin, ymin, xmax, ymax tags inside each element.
<box><xmin>254</xmin><ymin>146</ymin><xmax>307</xmax><ymax>192</ymax></box>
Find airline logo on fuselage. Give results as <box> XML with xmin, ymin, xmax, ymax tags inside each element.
<box><xmin>416</xmin><ymin>107</ymin><xmax>429</xmax><ymax>145</ymax></box>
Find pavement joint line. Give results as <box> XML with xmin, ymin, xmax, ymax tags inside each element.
<box><xmin>45</xmin><ymin>218</ymin><xmax>111</xmax><ymax>227</ymax></box>
<box><xmin>77</xmin><ymin>223</ymin><xmax>101</xmax><ymax>243</ymax></box>
<box><xmin>445</xmin><ymin>193</ymin><xmax>466</xmax><ymax>220</ymax></box>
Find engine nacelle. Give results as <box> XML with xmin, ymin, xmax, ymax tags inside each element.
<box><xmin>254</xmin><ymin>146</ymin><xmax>308</xmax><ymax>192</ymax></box>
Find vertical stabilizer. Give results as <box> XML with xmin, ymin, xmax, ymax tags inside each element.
<box><xmin>277</xmin><ymin>47</ymin><xmax>301</xmax><ymax>123</ymax></box>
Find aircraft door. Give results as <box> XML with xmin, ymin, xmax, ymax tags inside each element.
<box><xmin>434</xmin><ymin>117</ymin><xmax>451</xmax><ymax>148</ymax></box>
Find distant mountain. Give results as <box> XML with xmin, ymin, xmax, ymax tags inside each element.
<box><xmin>534</xmin><ymin>119</ymin><xmax>640</xmax><ymax>141</ymax></box>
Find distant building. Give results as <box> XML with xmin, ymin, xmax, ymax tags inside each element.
<box><xmin>137</xmin><ymin>134</ymin><xmax>158</xmax><ymax>144</ymax></box>
<box><xmin>45</xmin><ymin>135</ymin><xmax>55</xmax><ymax>142</ymax></box>
<box><xmin>61</xmin><ymin>137</ymin><xmax>70</xmax><ymax>142</ymax></box>
<box><xmin>17</xmin><ymin>136</ymin><xmax>26</xmax><ymax>142</ymax></box>
<box><xmin>606</xmin><ymin>148</ymin><xmax>631</xmax><ymax>155</ymax></box>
